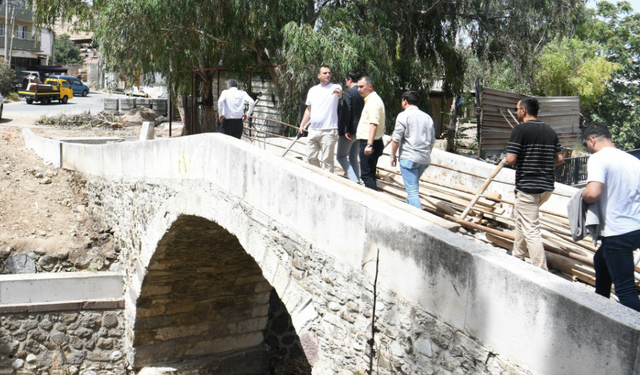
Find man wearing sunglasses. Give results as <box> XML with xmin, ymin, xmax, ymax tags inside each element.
<box><xmin>506</xmin><ymin>97</ymin><xmax>564</xmax><ymax>270</ymax></box>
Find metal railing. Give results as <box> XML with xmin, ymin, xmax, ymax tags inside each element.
<box><xmin>555</xmin><ymin>149</ymin><xmax>640</xmax><ymax>186</ymax></box>
<box><xmin>0</xmin><ymin>28</ymin><xmax>35</xmax><ymax>39</ymax></box>
<box><xmin>555</xmin><ymin>156</ymin><xmax>589</xmax><ymax>186</ymax></box>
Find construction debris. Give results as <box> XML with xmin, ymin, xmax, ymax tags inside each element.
<box><xmin>122</xmin><ymin>107</ymin><xmax>161</xmax><ymax>125</ymax></box>
<box><xmin>36</xmin><ymin>111</ymin><xmax>127</xmax><ymax>129</ymax></box>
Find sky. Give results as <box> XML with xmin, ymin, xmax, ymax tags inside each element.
<box><xmin>587</xmin><ymin>0</ymin><xmax>640</xmax><ymax>12</ymax></box>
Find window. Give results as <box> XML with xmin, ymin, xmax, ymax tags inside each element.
<box><xmin>17</xmin><ymin>25</ymin><xmax>27</xmax><ymax>39</ymax></box>
<box><xmin>0</xmin><ymin>23</ymin><xmax>4</xmax><ymax>38</ymax></box>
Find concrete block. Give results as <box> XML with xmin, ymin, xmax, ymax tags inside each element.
<box><xmin>138</xmin><ymin>368</ymin><xmax>177</xmax><ymax>375</ymax></box>
<box><xmin>0</xmin><ymin>272</ymin><xmax>124</xmax><ymax>305</ymax></box>
<box><xmin>151</xmin><ymin>99</ymin><xmax>168</xmax><ymax>115</ymax></box>
<box><xmin>136</xmin><ymin>98</ymin><xmax>152</xmax><ymax>108</ymax></box>
<box><xmin>22</xmin><ymin>129</ymin><xmax>62</xmax><ymax>167</ymax></box>
<box><xmin>140</xmin><ymin>122</ymin><xmax>155</xmax><ymax>141</ymax></box>
<box><xmin>104</xmin><ymin>98</ymin><xmax>119</xmax><ymax>112</ymax></box>
<box><xmin>119</xmin><ymin>98</ymin><xmax>136</xmax><ymax>111</ymax></box>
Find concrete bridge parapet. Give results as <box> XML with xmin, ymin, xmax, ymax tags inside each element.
<box><xmin>22</xmin><ymin>129</ymin><xmax>640</xmax><ymax>375</ymax></box>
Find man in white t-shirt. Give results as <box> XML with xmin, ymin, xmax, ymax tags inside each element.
<box><xmin>298</xmin><ymin>65</ymin><xmax>343</xmax><ymax>172</ymax></box>
<box><xmin>582</xmin><ymin>122</ymin><xmax>640</xmax><ymax>312</ymax></box>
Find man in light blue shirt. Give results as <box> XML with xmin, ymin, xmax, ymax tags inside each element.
<box><xmin>390</xmin><ymin>91</ymin><xmax>436</xmax><ymax>209</ymax></box>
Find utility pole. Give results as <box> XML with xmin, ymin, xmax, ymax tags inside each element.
<box><xmin>3</xmin><ymin>0</ymin><xmax>16</xmax><ymax>65</ymax></box>
<box><xmin>4</xmin><ymin>0</ymin><xmax>8</xmax><ymax>62</ymax></box>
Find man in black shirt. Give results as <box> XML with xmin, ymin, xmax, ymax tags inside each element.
<box><xmin>506</xmin><ymin>97</ymin><xmax>564</xmax><ymax>270</ymax></box>
<box><xmin>337</xmin><ymin>71</ymin><xmax>365</xmax><ymax>183</ymax></box>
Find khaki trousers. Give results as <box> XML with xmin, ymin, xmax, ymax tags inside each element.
<box><xmin>513</xmin><ymin>190</ymin><xmax>552</xmax><ymax>270</ymax></box>
<box><xmin>306</xmin><ymin>128</ymin><xmax>338</xmax><ymax>173</ymax></box>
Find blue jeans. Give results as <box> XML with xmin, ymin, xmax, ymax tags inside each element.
<box><xmin>594</xmin><ymin>228</ymin><xmax>640</xmax><ymax>312</ymax></box>
<box><xmin>336</xmin><ymin>135</ymin><xmax>360</xmax><ymax>183</ymax></box>
<box><xmin>399</xmin><ymin>159</ymin><xmax>429</xmax><ymax>209</ymax></box>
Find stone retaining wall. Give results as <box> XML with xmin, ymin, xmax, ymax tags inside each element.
<box><xmin>0</xmin><ymin>309</ymin><xmax>128</xmax><ymax>375</ymax></box>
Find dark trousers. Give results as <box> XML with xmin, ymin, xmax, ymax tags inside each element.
<box><xmin>219</xmin><ymin>119</ymin><xmax>243</xmax><ymax>139</ymax></box>
<box><xmin>594</xmin><ymin>228</ymin><xmax>640</xmax><ymax>312</ymax></box>
<box><xmin>359</xmin><ymin>138</ymin><xmax>384</xmax><ymax>190</ymax></box>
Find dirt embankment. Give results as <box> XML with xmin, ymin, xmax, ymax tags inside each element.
<box><xmin>0</xmin><ymin>126</ymin><xmax>121</xmax><ymax>274</ymax></box>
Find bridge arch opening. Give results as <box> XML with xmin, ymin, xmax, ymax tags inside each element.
<box><xmin>132</xmin><ymin>215</ymin><xmax>310</xmax><ymax>373</ymax></box>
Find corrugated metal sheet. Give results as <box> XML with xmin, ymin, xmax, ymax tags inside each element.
<box><xmin>478</xmin><ymin>87</ymin><xmax>581</xmax><ymax>156</ymax></box>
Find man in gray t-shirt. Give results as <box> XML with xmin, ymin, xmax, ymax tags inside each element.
<box><xmin>390</xmin><ymin>91</ymin><xmax>436</xmax><ymax>209</ymax></box>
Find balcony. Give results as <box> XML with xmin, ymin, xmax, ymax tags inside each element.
<box><xmin>0</xmin><ymin>34</ymin><xmax>40</xmax><ymax>51</ymax></box>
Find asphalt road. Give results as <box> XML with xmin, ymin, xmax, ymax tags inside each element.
<box><xmin>1</xmin><ymin>91</ymin><xmax>130</xmax><ymax>127</ymax></box>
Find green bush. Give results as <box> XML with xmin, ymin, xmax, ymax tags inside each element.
<box><xmin>0</xmin><ymin>59</ymin><xmax>16</xmax><ymax>96</ymax></box>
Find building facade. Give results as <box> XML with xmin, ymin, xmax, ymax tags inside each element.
<box><xmin>0</xmin><ymin>0</ymin><xmax>53</xmax><ymax>72</ymax></box>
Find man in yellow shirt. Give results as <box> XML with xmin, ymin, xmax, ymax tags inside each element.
<box><xmin>356</xmin><ymin>76</ymin><xmax>385</xmax><ymax>190</ymax></box>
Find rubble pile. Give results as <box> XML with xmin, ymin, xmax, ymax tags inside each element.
<box><xmin>122</xmin><ymin>106</ymin><xmax>161</xmax><ymax>124</ymax></box>
<box><xmin>35</xmin><ymin>111</ymin><xmax>127</xmax><ymax>129</ymax></box>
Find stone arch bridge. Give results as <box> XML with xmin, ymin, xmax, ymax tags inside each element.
<box><xmin>20</xmin><ymin>130</ymin><xmax>640</xmax><ymax>375</ymax></box>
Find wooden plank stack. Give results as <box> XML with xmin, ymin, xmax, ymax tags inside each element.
<box><xmin>373</xmin><ymin>159</ymin><xmax>640</xmax><ymax>293</ymax></box>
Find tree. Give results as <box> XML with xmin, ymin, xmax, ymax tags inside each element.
<box><xmin>533</xmin><ymin>37</ymin><xmax>620</xmax><ymax>107</ymax></box>
<box><xmin>27</xmin><ymin>0</ymin><xmax>585</xmax><ymax>135</ymax></box>
<box><xmin>0</xmin><ymin>59</ymin><xmax>16</xmax><ymax>95</ymax></box>
<box><xmin>578</xmin><ymin>1</ymin><xmax>640</xmax><ymax>150</ymax></box>
<box><xmin>54</xmin><ymin>34</ymin><xmax>84</xmax><ymax>64</ymax></box>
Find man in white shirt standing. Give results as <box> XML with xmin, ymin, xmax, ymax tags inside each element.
<box><xmin>217</xmin><ymin>79</ymin><xmax>256</xmax><ymax>139</ymax></box>
<box><xmin>582</xmin><ymin>122</ymin><xmax>640</xmax><ymax>312</ymax></box>
<box><xmin>298</xmin><ymin>65</ymin><xmax>343</xmax><ymax>172</ymax></box>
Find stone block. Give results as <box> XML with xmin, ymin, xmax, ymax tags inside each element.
<box><xmin>154</xmin><ymin>324</ymin><xmax>211</xmax><ymax>341</ymax></box>
<box><xmin>5</xmin><ymin>252</ymin><xmax>36</xmax><ymax>273</ymax></box>
<box><xmin>104</xmin><ymin>98</ymin><xmax>119</xmax><ymax>112</ymax></box>
<box><xmin>151</xmin><ymin>99</ymin><xmax>168</xmax><ymax>116</ymax></box>
<box><xmin>292</xmin><ymin>303</ymin><xmax>318</xmax><ymax>331</ymax></box>
<box><xmin>119</xmin><ymin>98</ymin><xmax>136</xmax><ymax>111</ymax></box>
<box><xmin>138</xmin><ymin>367</ymin><xmax>177</xmax><ymax>375</ymax></box>
<box><xmin>136</xmin><ymin>98</ymin><xmax>152</xmax><ymax>108</ymax></box>
<box><xmin>236</xmin><ymin>317</ymin><xmax>268</xmax><ymax>334</ymax></box>
<box><xmin>184</xmin><ymin>332</ymin><xmax>263</xmax><ymax>356</ymax></box>
<box><xmin>139</xmin><ymin>122</ymin><xmax>155</xmax><ymax>141</ymax></box>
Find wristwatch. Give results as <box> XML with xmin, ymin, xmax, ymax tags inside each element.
<box><xmin>366</xmin><ymin>143</ymin><xmax>373</xmax><ymax>147</ymax></box>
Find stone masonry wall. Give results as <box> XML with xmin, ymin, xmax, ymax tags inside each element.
<box><xmin>0</xmin><ymin>310</ymin><xmax>127</xmax><ymax>375</ymax></box>
<box><xmin>85</xmin><ymin>177</ymin><xmax>532</xmax><ymax>375</ymax></box>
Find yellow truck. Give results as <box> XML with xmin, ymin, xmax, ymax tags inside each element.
<box><xmin>18</xmin><ymin>77</ymin><xmax>74</xmax><ymax>105</ymax></box>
